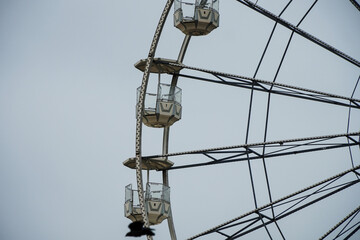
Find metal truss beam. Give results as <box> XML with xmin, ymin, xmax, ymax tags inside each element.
<box><xmin>154</xmin><ymin>60</ymin><xmax>360</xmax><ymax>109</ymax></box>
<box><xmin>187</xmin><ymin>165</ymin><xmax>360</xmax><ymax>239</ymax></box>
<box><xmin>143</xmin><ymin>132</ymin><xmax>360</xmax><ymax>171</ymax></box>
<box><xmin>235</xmin><ymin>0</ymin><xmax>360</xmax><ymax>68</ymax></box>
<box><xmin>319</xmin><ymin>205</ymin><xmax>360</xmax><ymax>239</ymax></box>
<box><xmin>173</xmin><ymin>72</ymin><xmax>360</xmax><ymax>109</ymax></box>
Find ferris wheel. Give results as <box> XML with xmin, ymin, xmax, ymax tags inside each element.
<box><xmin>124</xmin><ymin>0</ymin><xmax>360</xmax><ymax>239</ymax></box>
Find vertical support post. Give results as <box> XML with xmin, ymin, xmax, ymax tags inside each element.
<box><xmin>161</xmin><ymin>35</ymin><xmax>191</xmax><ymax>240</ymax></box>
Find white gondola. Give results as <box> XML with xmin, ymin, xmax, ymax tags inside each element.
<box><xmin>174</xmin><ymin>0</ymin><xmax>219</xmax><ymax>36</ymax></box>
<box><xmin>137</xmin><ymin>83</ymin><xmax>182</xmax><ymax>128</ymax></box>
<box><xmin>124</xmin><ymin>184</ymin><xmax>143</xmax><ymax>222</ymax></box>
<box><xmin>124</xmin><ymin>183</ymin><xmax>171</xmax><ymax>225</ymax></box>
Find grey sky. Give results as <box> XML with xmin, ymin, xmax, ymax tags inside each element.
<box><xmin>1</xmin><ymin>0</ymin><xmax>359</xmax><ymax>239</ymax></box>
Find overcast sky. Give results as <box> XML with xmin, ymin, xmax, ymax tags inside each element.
<box><xmin>1</xmin><ymin>0</ymin><xmax>360</xmax><ymax>239</ymax></box>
